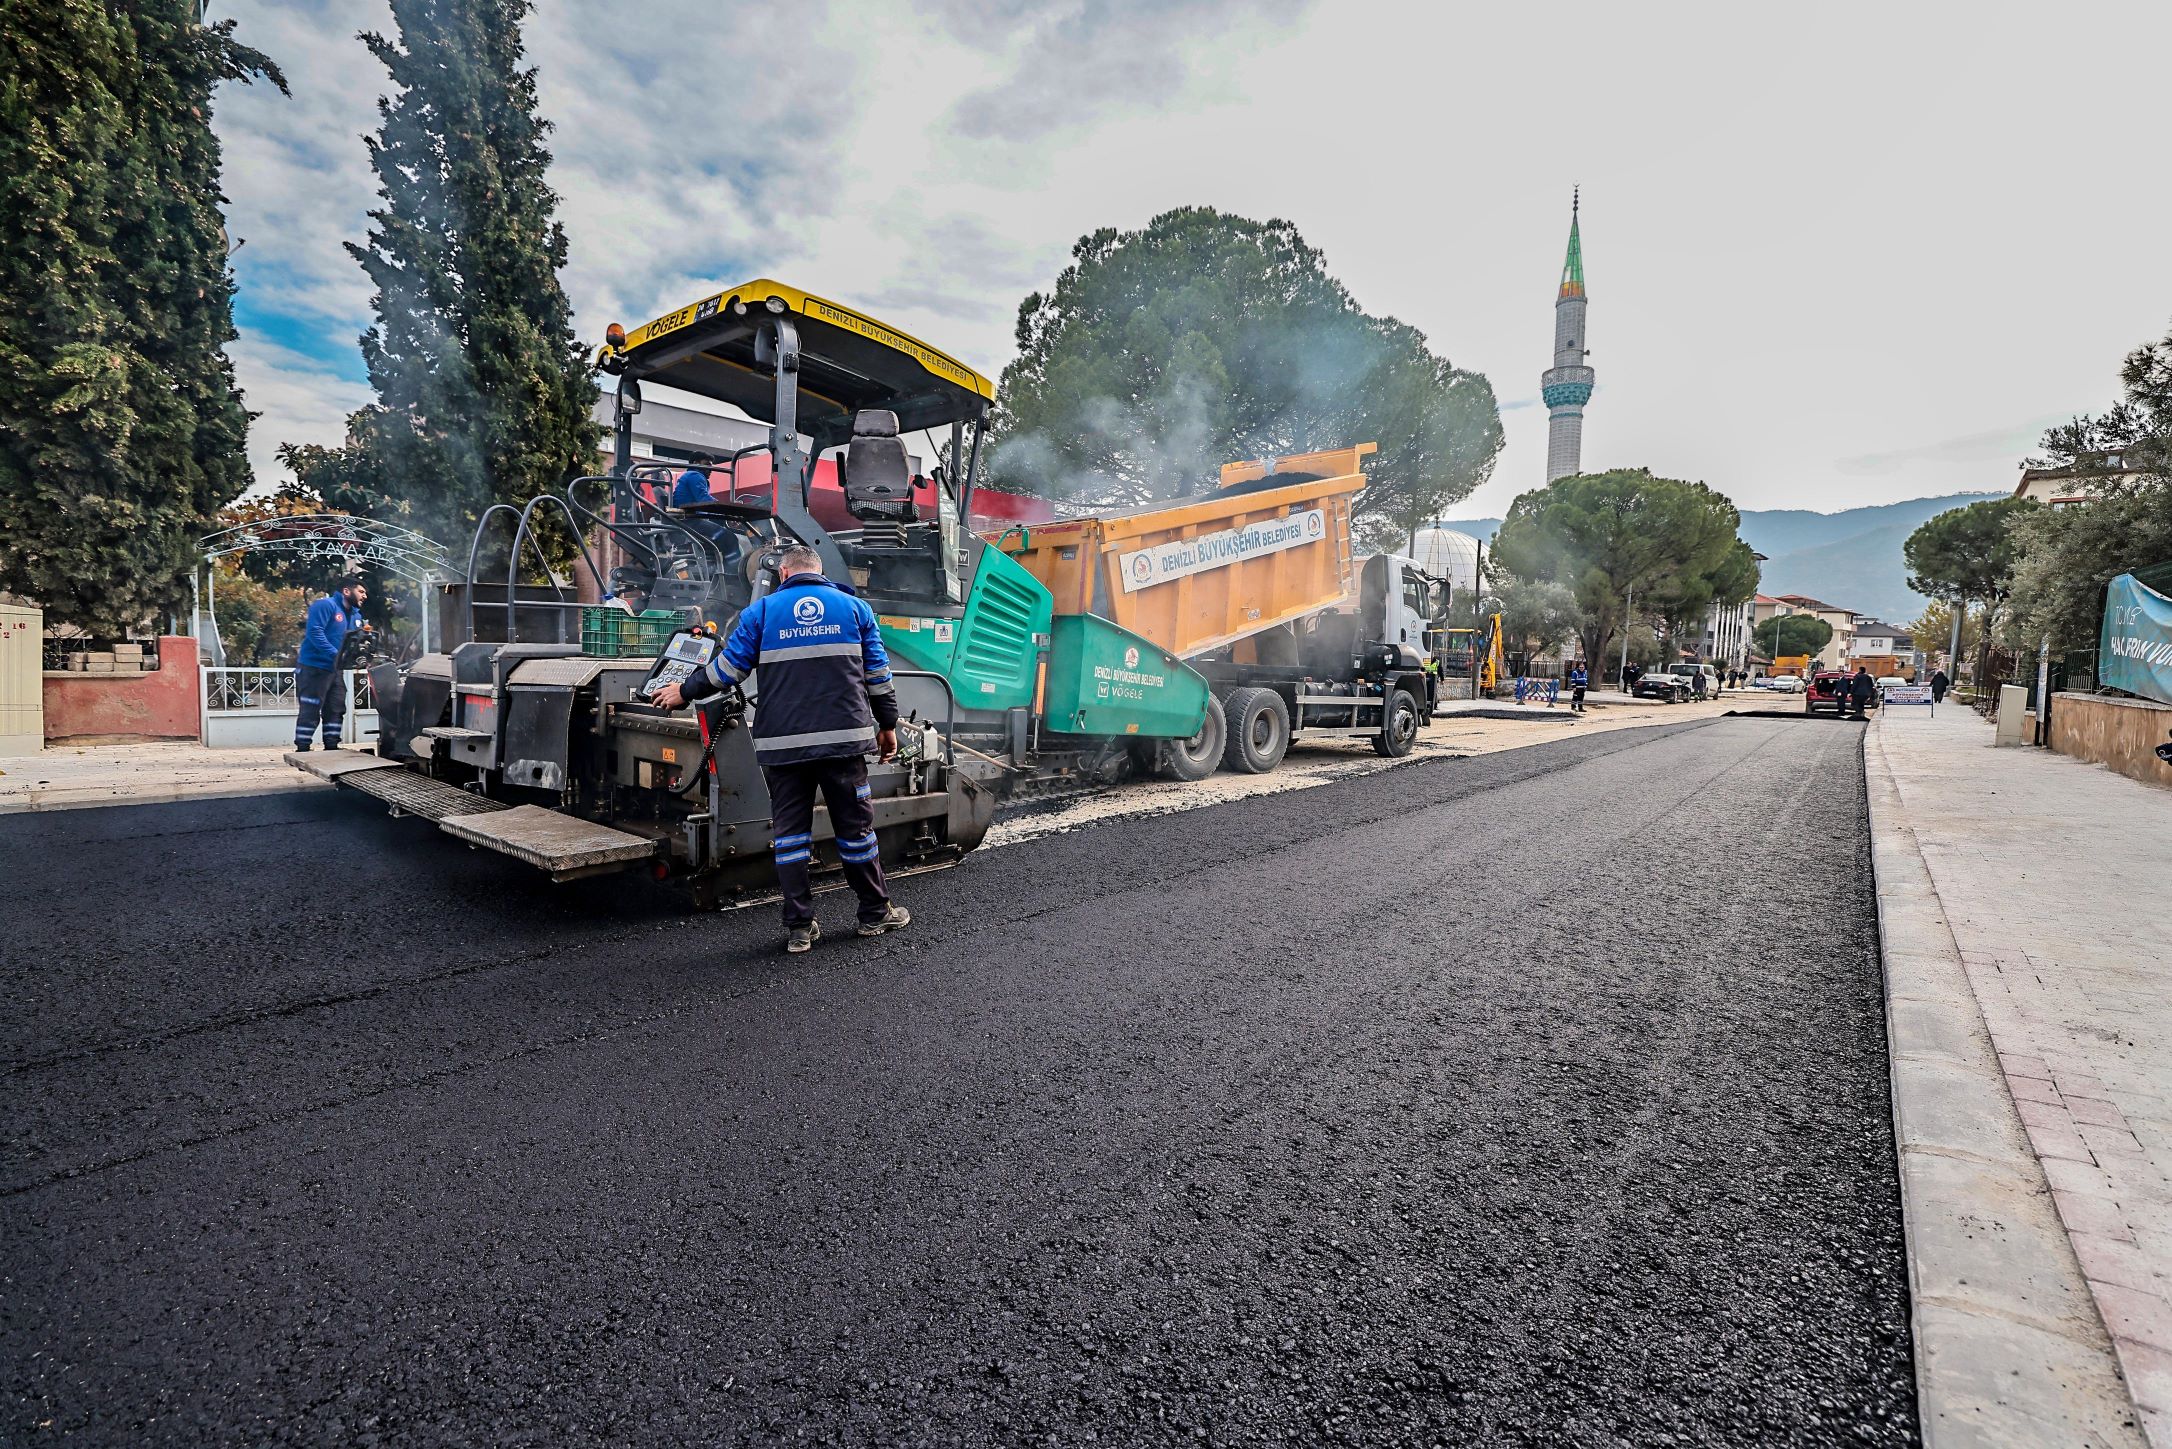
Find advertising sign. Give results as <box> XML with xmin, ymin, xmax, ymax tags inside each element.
<box><xmin>1117</xmin><ymin>509</ymin><xmax>1327</xmax><ymax>593</ymax></box>
<box><xmin>2100</xmin><ymin>572</ymin><xmax>2172</xmax><ymax>706</ymax></box>
<box><xmin>1882</xmin><ymin>683</ymin><xmax>1933</xmax><ymax>705</ymax></box>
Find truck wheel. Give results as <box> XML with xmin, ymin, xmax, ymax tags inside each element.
<box><xmin>1221</xmin><ymin>687</ymin><xmax>1291</xmax><ymax>774</ymax></box>
<box><xmin>1156</xmin><ymin>694</ymin><xmax>1226</xmax><ymax>781</ymax></box>
<box><xmin>1372</xmin><ymin>688</ymin><xmax>1420</xmax><ymax>757</ymax></box>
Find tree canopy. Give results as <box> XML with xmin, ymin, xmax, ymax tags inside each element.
<box><xmin>283</xmin><ymin>0</ymin><xmax>596</xmax><ymax>559</ymax></box>
<box><xmin>1489</xmin><ymin>572</ymin><xmax>1581</xmax><ymax>666</ymax></box>
<box><xmin>1487</xmin><ymin>468</ymin><xmax>1758</xmax><ymax>670</ymax></box>
<box><xmin>1752</xmin><ymin>613</ymin><xmax>1833</xmax><ymax>660</ymax></box>
<box><xmin>2005</xmin><ymin>317</ymin><xmax>2172</xmax><ymax>653</ymax></box>
<box><xmin>1902</xmin><ymin>497</ymin><xmax>2038</xmax><ymax>613</ymax></box>
<box><xmin>2032</xmin><ymin>317</ymin><xmax>2171</xmax><ymax>479</ymax></box>
<box><xmin>986</xmin><ymin>207</ymin><xmax>1503</xmax><ymax>543</ymax></box>
<box><xmin>0</xmin><ymin>0</ymin><xmax>283</xmax><ymax>633</ymax></box>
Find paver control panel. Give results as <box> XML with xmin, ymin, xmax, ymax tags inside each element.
<box><xmin>640</xmin><ymin>629</ymin><xmax>720</xmax><ymax>700</ymax></box>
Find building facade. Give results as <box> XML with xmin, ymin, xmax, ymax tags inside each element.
<box><xmin>1849</xmin><ymin>619</ymin><xmax>1920</xmax><ymax>675</ymax></box>
<box><xmin>1700</xmin><ymin>596</ymin><xmax>1756</xmax><ymax>671</ymax></box>
<box><xmin>1753</xmin><ymin>594</ymin><xmax>1859</xmax><ymax>672</ymax></box>
<box><xmin>2012</xmin><ymin>449</ymin><xmax>2148</xmax><ymax>506</ymax></box>
<box><xmin>1539</xmin><ymin>192</ymin><xmax>1595</xmax><ymax>482</ymax></box>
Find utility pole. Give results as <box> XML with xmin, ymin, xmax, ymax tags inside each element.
<box><xmin>1948</xmin><ymin>598</ymin><xmax>1964</xmax><ymax>683</ymax></box>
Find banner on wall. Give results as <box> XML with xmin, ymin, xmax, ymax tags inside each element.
<box><xmin>2099</xmin><ymin>572</ymin><xmax>2172</xmax><ymax>706</ymax></box>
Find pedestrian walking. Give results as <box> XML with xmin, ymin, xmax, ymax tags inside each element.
<box><xmin>293</xmin><ymin>573</ymin><xmax>366</xmax><ymax>752</ymax></box>
<box><xmin>1847</xmin><ymin>664</ymin><xmax>1878</xmax><ymax>719</ymax></box>
<box><xmin>1568</xmin><ymin>660</ymin><xmax>1588</xmax><ymax>713</ymax></box>
<box><xmin>649</xmin><ymin>545</ymin><xmax>909</xmax><ymax>952</ymax></box>
<box><xmin>1930</xmin><ymin>668</ymin><xmax>1950</xmax><ymax>704</ymax></box>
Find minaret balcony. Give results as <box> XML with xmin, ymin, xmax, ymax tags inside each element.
<box><xmin>1540</xmin><ymin>370</ymin><xmax>1595</xmax><ymax>409</ymax></box>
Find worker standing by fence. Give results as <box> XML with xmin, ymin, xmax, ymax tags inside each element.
<box><xmin>294</xmin><ymin>573</ymin><xmax>366</xmax><ymax>751</ymax></box>
<box><xmin>650</xmin><ymin>546</ymin><xmax>910</xmax><ymax>952</ymax></box>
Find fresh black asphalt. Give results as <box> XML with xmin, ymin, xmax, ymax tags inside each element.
<box><xmin>1</xmin><ymin>716</ymin><xmax>1915</xmax><ymax>1446</ymax></box>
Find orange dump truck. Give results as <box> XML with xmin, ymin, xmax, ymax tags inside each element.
<box><xmin>998</xmin><ymin>444</ymin><xmax>1450</xmax><ymax>774</ymax></box>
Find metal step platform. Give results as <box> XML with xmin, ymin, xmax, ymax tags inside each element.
<box><xmin>289</xmin><ymin>749</ymin><xmax>512</xmax><ymax>823</ymax></box>
<box><xmin>438</xmin><ymin>805</ymin><xmax>660</xmax><ymax>880</ymax></box>
<box><xmin>286</xmin><ymin>750</ymin><xmax>407</xmax><ymax>783</ymax></box>
<box><xmin>421</xmin><ymin>725</ymin><xmax>492</xmax><ymax>741</ymax></box>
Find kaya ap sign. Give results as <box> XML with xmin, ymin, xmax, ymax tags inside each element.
<box><xmin>1118</xmin><ymin>509</ymin><xmax>1327</xmax><ymax>593</ymax></box>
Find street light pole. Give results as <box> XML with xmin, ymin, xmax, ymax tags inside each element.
<box><xmin>1618</xmin><ymin>587</ymin><xmax>1633</xmax><ymax>690</ymax></box>
<box><xmin>1948</xmin><ymin>597</ymin><xmax>1963</xmax><ymax>684</ymax></box>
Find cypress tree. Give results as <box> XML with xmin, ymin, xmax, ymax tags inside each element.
<box><xmin>289</xmin><ymin>0</ymin><xmax>597</xmax><ymax>559</ymax></box>
<box><xmin>0</xmin><ymin>0</ymin><xmax>281</xmax><ymax>635</ymax></box>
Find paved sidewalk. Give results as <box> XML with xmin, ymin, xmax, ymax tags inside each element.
<box><xmin>1874</xmin><ymin>703</ymin><xmax>2171</xmax><ymax>1446</ymax></box>
<box><xmin>0</xmin><ymin>742</ymin><xmax>323</xmax><ymax>814</ymax></box>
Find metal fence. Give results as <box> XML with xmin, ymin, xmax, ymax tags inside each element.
<box><xmin>200</xmin><ymin>666</ymin><xmax>376</xmax><ymax>748</ymax></box>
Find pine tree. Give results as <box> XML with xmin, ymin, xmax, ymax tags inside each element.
<box><xmin>288</xmin><ymin>0</ymin><xmax>597</xmax><ymax>560</ymax></box>
<box><xmin>0</xmin><ymin>0</ymin><xmax>281</xmax><ymax>634</ymax></box>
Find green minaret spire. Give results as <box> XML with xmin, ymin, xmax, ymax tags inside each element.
<box><xmin>1559</xmin><ymin>187</ymin><xmax>1585</xmax><ymax>298</ymax></box>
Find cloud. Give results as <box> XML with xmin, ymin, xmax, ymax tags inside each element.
<box><xmin>215</xmin><ymin>0</ymin><xmax>391</xmax><ymax>334</ymax></box>
<box><xmin>936</xmin><ymin>0</ymin><xmax>1315</xmax><ymax>145</ymax></box>
<box><xmin>228</xmin><ymin>335</ymin><xmax>373</xmax><ymax>494</ymax></box>
<box><xmin>1832</xmin><ymin>417</ymin><xmax>2069</xmax><ymax>476</ymax></box>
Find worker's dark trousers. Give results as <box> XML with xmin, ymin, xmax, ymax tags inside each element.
<box><xmin>763</xmin><ymin>756</ymin><xmax>890</xmax><ymax>928</ymax></box>
<box><xmin>294</xmin><ymin>665</ymin><xmax>346</xmax><ymax>749</ymax></box>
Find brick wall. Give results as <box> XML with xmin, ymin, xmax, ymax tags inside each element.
<box><xmin>43</xmin><ymin>635</ymin><xmax>201</xmax><ymax>743</ymax></box>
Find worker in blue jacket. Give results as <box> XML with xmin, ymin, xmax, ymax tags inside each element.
<box><xmin>649</xmin><ymin>545</ymin><xmax>908</xmax><ymax>952</ymax></box>
<box><xmin>294</xmin><ymin>573</ymin><xmax>367</xmax><ymax>750</ymax></box>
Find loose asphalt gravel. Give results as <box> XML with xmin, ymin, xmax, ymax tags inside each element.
<box><xmin>1</xmin><ymin>716</ymin><xmax>1915</xmax><ymax>1447</ymax></box>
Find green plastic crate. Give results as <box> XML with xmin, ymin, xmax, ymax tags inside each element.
<box><xmin>580</xmin><ymin>607</ymin><xmax>682</xmax><ymax>658</ymax></box>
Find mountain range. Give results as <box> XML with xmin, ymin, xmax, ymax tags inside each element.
<box><xmin>1438</xmin><ymin>492</ymin><xmax>2003</xmax><ymax>626</ymax></box>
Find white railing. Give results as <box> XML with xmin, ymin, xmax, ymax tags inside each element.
<box><xmin>200</xmin><ymin>666</ymin><xmax>378</xmax><ymax>749</ymax></box>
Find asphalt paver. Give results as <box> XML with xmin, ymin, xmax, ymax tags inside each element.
<box><xmin>1</xmin><ymin>717</ymin><xmax>1915</xmax><ymax>1446</ymax></box>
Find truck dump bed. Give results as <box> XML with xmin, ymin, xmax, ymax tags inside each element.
<box><xmin>999</xmin><ymin>444</ymin><xmax>1371</xmax><ymax>661</ymax></box>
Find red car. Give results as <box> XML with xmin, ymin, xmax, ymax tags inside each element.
<box><xmin>1805</xmin><ymin>669</ymin><xmax>1854</xmax><ymax>716</ymax></box>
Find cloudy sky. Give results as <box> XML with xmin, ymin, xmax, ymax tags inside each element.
<box><xmin>212</xmin><ymin>0</ymin><xmax>2171</xmax><ymax>520</ymax></box>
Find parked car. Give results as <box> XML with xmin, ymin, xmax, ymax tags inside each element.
<box><xmin>1750</xmin><ymin>675</ymin><xmax>1781</xmax><ymax>690</ymax></box>
<box><xmin>1677</xmin><ymin>662</ymin><xmax>1720</xmax><ymax>695</ymax></box>
<box><xmin>1765</xmin><ymin>674</ymin><xmax>1805</xmax><ymax>693</ymax></box>
<box><xmin>1805</xmin><ymin>670</ymin><xmax>1853</xmax><ymax>716</ymax></box>
<box><xmin>1633</xmin><ymin>669</ymin><xmax>1693</xmax><ymax>703</ymax></box>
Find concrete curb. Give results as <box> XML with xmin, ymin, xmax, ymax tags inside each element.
<box><xmin>0</xmin><ymin>776</ymin><xmax>326</xmax><ymax>816</ymax></box>
<box><xmin>1866</xmin><ymin>720</ymin><xmax>2146</xmax><ymax>1448</ymax></box>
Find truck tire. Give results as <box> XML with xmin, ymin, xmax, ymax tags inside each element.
<box><xmin>1221</xmin><ymin>686</ymin><xmax>1291</xmax><ymax>774</ymax></box>
<box><xmin>1372</xmin><ymin>688</ymin><xmax>1420</xmax><ymax>757</ymax></box>
<box><xmin>1156</xmin><ymin>694</ymin><xmax>1226</xmax><ymax>781</ymax></box>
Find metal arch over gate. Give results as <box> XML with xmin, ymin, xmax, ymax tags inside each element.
<box><xmin>196</xmin><ymin>514</ymin><xmax>454</xmax><ymax>660</ymax></box>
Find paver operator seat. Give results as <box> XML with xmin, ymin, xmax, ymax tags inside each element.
<box><xmin>843</xmin><ymin>409</ymin><xmax>916</xmax><ymax>524</ymax></box>
<box><xmin>840</xmin><ymin>407</ymin><xmax>951</xmax><ymax>601</ymax></box>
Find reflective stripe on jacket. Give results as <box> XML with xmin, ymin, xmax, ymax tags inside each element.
<box><xmin>705</xmin><ymin>573</ymin><xmax>898</xmax><ymax>765</ymax></box>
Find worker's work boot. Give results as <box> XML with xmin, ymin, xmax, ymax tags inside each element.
<box><xmin>857</xmin><ymin>905</ymin><xmax>911</xmax><ymax>938</ymax></box>
<box><xmin>785</xmin><ymin>920</ymin><xmax>822</xmax><ymax>954</ymax></box>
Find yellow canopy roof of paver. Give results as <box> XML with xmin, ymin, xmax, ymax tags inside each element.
<box><xmin>601</xmin><ymin>279</ymin><xmax>994</xmax><ymax>440</ymax></box>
